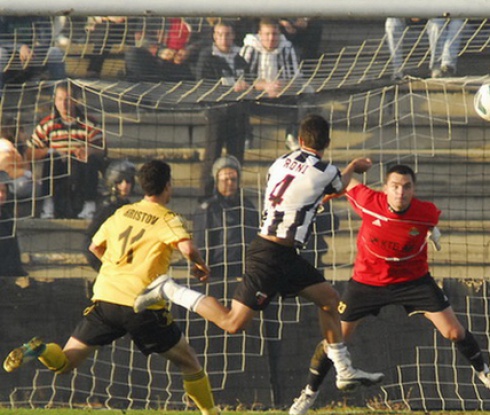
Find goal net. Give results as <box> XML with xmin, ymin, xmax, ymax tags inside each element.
<box><xmin>2</xmin><ymin>15</ymin><xmax>490</xmax><ymax>411</ymax></box>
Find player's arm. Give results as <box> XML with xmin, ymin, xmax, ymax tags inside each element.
<box><xmin>321</xmin><ymin>158</ymin><xmax>371</xmax><ymax>204</ymax></box>
<box><xmin>340</xmin><ymin>157</ymin><xmax>372</xmax><ymax>191</ymax></box>
<box><xmin>177</xmin><ymin>239</ymin><xmax>211</xmax><ymax>282</ymax></box>
<box><xmin>89</xmin><ymin>241</ymin><xmax>107</xmax><ymax>260</ymax></box>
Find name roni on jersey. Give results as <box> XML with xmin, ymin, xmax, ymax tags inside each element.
<box><xmin>283</xmin><ymin>158</ymin><xmax>309</xmax><ymax>174</ymax></box>
<box><xmin>124</xmin><ymin>209</ymin><xmax>159</xmax><ymax>224</ymax></box>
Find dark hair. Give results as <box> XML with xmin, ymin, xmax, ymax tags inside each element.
<box><xmin>214</xmin><ymin>20</ymin><xmax>236</xmax><ymax>31</ymax></box>
<box><xmin>138</xmin><ymin>159</ymin><xmax>171</xmax><ymax>196</ymax></box>
<box><xmin>299</xmin><ymin>114</ymin><xmax>330</xmax><ymax>150</ymax></box>
<box><xmin>386</xmin><ymin>164</ymin><xmax>416</xmax><ymax>183</ymax></box>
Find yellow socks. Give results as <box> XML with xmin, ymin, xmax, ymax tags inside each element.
<box><xmin>183</xmin><ymin>369</ymin><xmax>219</xmax><ymax>414</ymax></box>
<box><xmin>38</xmin><ymin>343</ymin><xmax>69</xmax><ymax>373</ymax></box>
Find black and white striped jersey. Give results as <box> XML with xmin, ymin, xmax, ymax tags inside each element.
<box><xmin>260</xmin><ymin>149</ymin><xmax>342</xmax><ymax>245</ymax></box>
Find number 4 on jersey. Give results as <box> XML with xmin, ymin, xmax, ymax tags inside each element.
<box><xmin>269</xmin><ymin>174</ymin><xmax>295</xmax><ymax>207</ymax></box>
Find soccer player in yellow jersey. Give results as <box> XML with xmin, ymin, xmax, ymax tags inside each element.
<box><xmin>3</xmin><ymin>159</ymin><xmax>219</xmax><ymax>415</ymax></box>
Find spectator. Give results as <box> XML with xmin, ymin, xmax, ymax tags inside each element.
<box><xmin>385</xmin><ymin>18</ymin><xmax>464</xmax><ymax>79</ymax></box>
<box><xmin>385</xmin><ymin>17</ymin><xmax>409</xmax><ymax>80</ymax></box>
<box><xmin>279</xmin><ymin>18</ymin><xmax>324</xmax><ymax>60</ymax></box>
<box><xmin>0</xmin><ymin>16</ymin><xmax>65</xmax><ymax>97</ymax></box>
<box><xmin>240</xmin><ymin>18</ymin><xmax>304</xmax><ymax>150</ymax></box>
<box><xmin>0</xmin><ymin>171</ymin><xmax>28</xmax><ymax>277</ymax></box>
<box><xmin>27</xmin><ymin>82</ymin><xmax>106</xmax><ymax>220</ymax></box>
<box><xmin>195</xmin><ymin>21</ymin><xmax>251</xmax><ymax>198</ymax></box>
<box><xmin>427</xmin><ymin>18</ymin><xmax>465</xmax><ymax>78</ymax></box>
<box><xmin>125</xmin><ymin>18</ymin><xmax>194</xmax><ymax>83</ymax></box>
<box><xmin>193</xmin><ymin>155</ymin><xmax>259</xmax><ymax>282</ymax></box>
<box><xmin>85</xmin><ymin>16</ymin><xmax>127</xmax><ymax>78</ymax></box>
<box><xmin>84</xmin><ymin>159</ymin><xmax>136</xmax><ymax>272</ymax></box>
<box><xmin>0</xmin><ymin>118</ymin><xmax>34</xmax><ymax>200</ymax></box>
<box><xmin>241</xmin><ymin>17</ymin><xmax>300</xmax><ymax>98</ymax></box>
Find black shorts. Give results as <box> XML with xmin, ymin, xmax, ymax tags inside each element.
<box><xmin>339</xmin><ymin>274</ymin><xmax>451</xmax><ymax>322</ymax></box>
<box><xmin>71</xmin><ymin>301</ymin><xmax>182</xmax><ymax>356</ymax></box>
<box><xmin>233</xmin><ymin>236</ymin><xmax>325</xmax><ymax>311</ymax></box>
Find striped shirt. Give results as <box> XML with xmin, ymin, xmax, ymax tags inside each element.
<box><xmin>240</xmin><ymin>33</ymin><xmax>300</xmax><ymax>81</ymax></box>
<box><xmin>29</xmin><ymin>109</ymin><xmax>103</xmax><ymax>155</ymax></box>
<box><xmin>260</xmin><ymin>149</ymin><xmax>342</xmax><ymax>245</ymax></box>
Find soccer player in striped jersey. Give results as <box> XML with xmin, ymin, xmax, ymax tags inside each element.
<box><xmin>289</xmin><ymin>164</ymin><xmax>490</xmax><ymax>415</ymax></box>
<box><xmin>134</xmin><ymin>114</ymin><xmax>384</xmax><ymax>393</ymax></box>
<box><xmin>3</xmin><ymin>160</ymin><xmax>220</xmax><ymax>415</ymax></box>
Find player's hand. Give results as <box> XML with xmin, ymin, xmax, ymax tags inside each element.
<box><xmin>352</xmin><ymin>157</ymin><xmax>373</xmax><ymax>174</ymax></box>
<box><xmin>191</xmin><ymin>263</ymin><xmax>211</xmax><ymax>283</ymax></box>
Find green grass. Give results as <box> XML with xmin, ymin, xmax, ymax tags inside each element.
<box><xmin>0</xmin><ymin>410</ymin><xmax>489</xmax><ymax>415</ymax></box>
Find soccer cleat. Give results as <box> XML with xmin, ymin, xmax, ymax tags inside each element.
<box><xmin>133</xmin><ymin>274</ymin><xmax>171</xmax><ymax>313</ymax></box>
<box><xmin>476</xmin><ymin>364</ymin><xmax>490</xmax><ymax>388</ymax></box>
<box><xmin>289</xmin><ymin>386</ymin><xmax>319</xmax><ymax>415</ymax></box>
<box><xmin>3</xmin><ymin>337</ymin><xmax>46</xmax><ymax>373</ymax></box>
<box><xmin>336</xmin><ymin>368</ymin><xmax>384</xmax><ymax>391</ymax></box>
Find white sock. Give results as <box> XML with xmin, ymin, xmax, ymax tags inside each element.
<box><xmin>162</xmin><ymin>279</ymin><xmax>205</xmax><ymax>312</ymax></box>
<box><xmin>325</xmin><ymin>342</ymin><xmax>352</xmax><ymax>376</ymax></box>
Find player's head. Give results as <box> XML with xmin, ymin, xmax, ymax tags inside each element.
<box><xmin>138</xmin><ymin>159</ymin><xmax>171</xmax><ymax>197</ymax></box>
<box><xmin>212</xmin><ymin>155</ymin><xmax>241</xmax><ymax>197</ymax></box>
<box><xmin>299</xmin><ymin>115</ymin><xmax>331</xmax><ymax>151</ymax></box>
<box><xmin>384</xmin><ymin>164</ymin><xmax>416</xmax><ymax>212</ymax></box>
<box><xmin>105</xmin><ymin>159</ymin><xmax>136</xmax><ymax>200</ymax></box>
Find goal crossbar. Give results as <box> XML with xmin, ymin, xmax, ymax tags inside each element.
<box><xmin>1</xmin><ymin>0</ymin><xmax>490</xmax><ymax>18</ymax></box>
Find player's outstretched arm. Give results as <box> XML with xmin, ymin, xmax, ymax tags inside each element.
<box><xmin>341</xmin><ymin>157</ymin><xmax>372</xmax><ymax>191</ymax></box>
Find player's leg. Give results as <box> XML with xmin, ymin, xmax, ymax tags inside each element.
<box><xmin>3</xmin><ymin>336</ymin><xmax>94</xmax><ymax>374</ymax></box>
<box><xmin>162</xmin><ymin>336</ymin><xmax>219</xmax><ymax>415</ymax></box>
<box><xmin>300</xmin><ymin>282</ymin><xmax>384</xmax><ymax>391</ymax></box>
<box><xmin>425</xmin><ymin>307</ymin><xmax>490</xmax><ymax>387</ymax></box>
<box><xmin>290</xmin><ymin>279</ymin><xmax>384</xmax><ymax>413</ymax></box>
<box><xmin>134</xmin><ymin>274</ymin><xmax>256</xmax><ymax>333</ymax></box>
<box><xmin>129</xmin><ymin>307</ymin><xmax>219</xmax><ymax>415</ymax></box>
<box><xmin>401</xmin><ymin>274</ymin><xmax>490</xmax><ymax>388</ymax></box>
<box><xmin>194</xmin><ymin>297</ymin><xmax>256</xmax><ymax>333</ymax></box>
<box><xmin>289</xmin><ymin>339</ymin><xmax>333</xmax><ymax>415</ymax></box>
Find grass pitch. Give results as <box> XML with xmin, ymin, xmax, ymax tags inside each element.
<box><xmin>0</xmin><ymin>410</ymin><xmax>489</xmax><ymax>415</ymax></box>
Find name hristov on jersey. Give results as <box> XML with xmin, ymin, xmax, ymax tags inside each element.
<box><xmin>124</xmin><ymin>209</ymin><xmax>159</xmax><ymax>224</ymax></box>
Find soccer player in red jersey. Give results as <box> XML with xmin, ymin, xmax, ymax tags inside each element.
<box><xmin>289</xmin><ymin>164</ymin><xmax>490</xmax><ymax>415</ymax></box>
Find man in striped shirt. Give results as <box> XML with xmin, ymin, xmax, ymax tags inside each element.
<box><xmin>240</xmin><ymin>18</ymin><xmax>305</xmax><ymax>150</ymax></box>
<box><xmin>240</xmin><ymin>18</ymin><xmax>300</xmax><ymax>98</ymax></box>
<box><xmin>27</xmin><ymin>82</ymin><xmax>105</xmax><ymax>219</ymax></box>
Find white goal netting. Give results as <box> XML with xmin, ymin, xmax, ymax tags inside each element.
<box><xmin>1</xmin><ymin>16</ymin><xmax>490</xmax><ymax>411</ymax></box>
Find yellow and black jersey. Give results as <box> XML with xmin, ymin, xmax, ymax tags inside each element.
<box><xmin>91</xmin><ymin>199</ymin><xmax>190</xmax><ymax>308</ymax></box>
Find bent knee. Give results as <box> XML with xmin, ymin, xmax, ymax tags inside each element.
<box><xmin>444</xmin><ymin>327</ymin><xmax>465</xmax><ymax>342</ymax></box>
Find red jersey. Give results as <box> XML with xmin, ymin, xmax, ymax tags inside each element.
<box><xmin>347</xmin><ymin>184</ymin><xmax>441</xmax><ymax>286</ymax></box>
